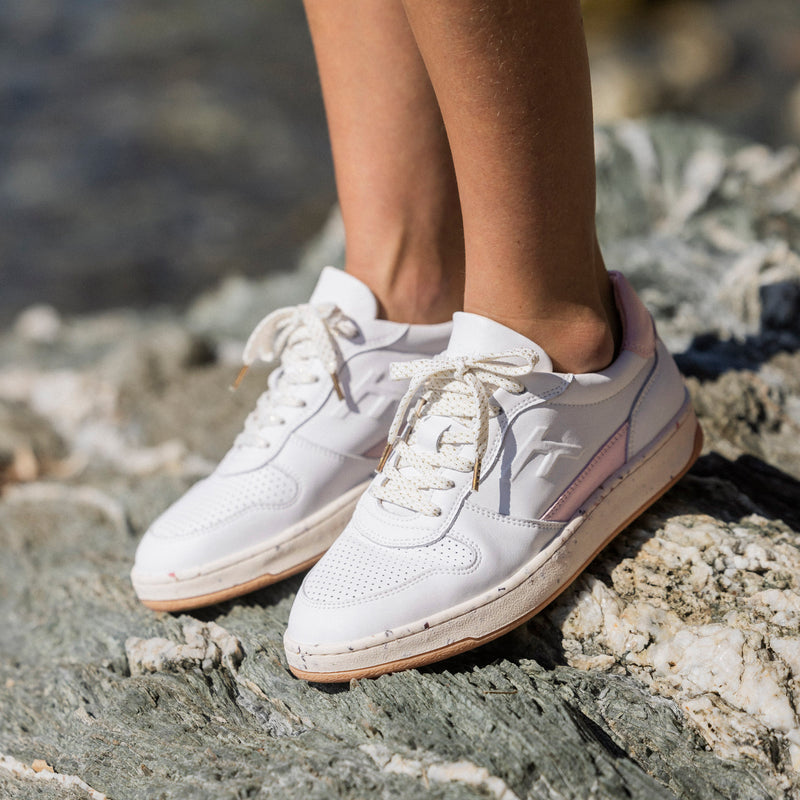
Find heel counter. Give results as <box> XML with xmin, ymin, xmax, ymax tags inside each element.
<box><xmin>628</xmin><ymin>339</ymin><xmax>689</xmax><ymax>458</ymax></box>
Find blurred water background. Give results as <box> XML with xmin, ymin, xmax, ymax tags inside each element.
<box><xmin>1</xmin><ymin>0</ymin><xmax>799</xmax><ymax>327</ymax></box>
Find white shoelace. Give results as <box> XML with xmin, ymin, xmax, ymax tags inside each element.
<box><xmin>232</xmin><ymin>303</ymin><xmax>357</xmax><ymax>448</ymax></box>
<box><xmin>372</xmin><ymin>349</ymin><xmax>539</xmax><ymax>516</ymax></box>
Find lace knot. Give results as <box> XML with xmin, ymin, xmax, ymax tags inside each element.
<box><xmin>231</xmin><ymin>302</ymin><xmax>356</xmax><ymax>447</ymax></box>
<box><xmin>373</xmin><ymin>348</ymin><xmax>539</xmax><ymax>515</ymax></box>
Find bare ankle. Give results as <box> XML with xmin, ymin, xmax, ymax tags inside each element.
<box><xmin>346</xmin><ymin>239</ymin><xmax>464</xmax><ymax>324</ymax></box>
<box><xmin>549</xmin><ymin>317</ymin><xmax>617</xmax><ymax>373</ymax></box>
<box><xmin>377</xmin><ymin>272</ymin><xmax>463</xmax><ymax>323</ymax></box>
<box><xmin>463</xmin><ymin>304</ymin><xmax>617</xmax><ymax>374</ymax></box>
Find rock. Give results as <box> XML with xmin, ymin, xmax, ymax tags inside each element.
<box><xmin>0</xmin><ymin>400</ymin><xmax>67</xmax><ymax>487</ymax></box>
<box><xmin>790</xmin><ymin>81</ymin><xmax>800</xmax><ymax>141</ymax></box>
<box><xmin>584</xmin><ymin>0</ymin><xmax>800</xmax><ymax>147</ymax></box>
<box><xmin>551</xmin><ymin>502</ymin><xmax>800</xmax><ymax>782</ymax></box>
<box><xmin>1</xmin><ymin>119</ymin><xmax>800</xmax><ymax>798</ymax></box>
<box><xmin>595</xmin><ymin>119</ymin><xmax>800</xmax><ymax>363</ymax></box>
<box><xmin>125</xmin><ymin>621</ymin><xmax>244</xmax><ymax>677</ymax></box>
<box><xmin>13</xmin><ymin>305</ymin><xmax>62</xmax><ymax>345</ymax></box>
<box><xmin>0</xmin><ymin>754</ymin><xmax>108</xmax><ymax>799</ymax></box>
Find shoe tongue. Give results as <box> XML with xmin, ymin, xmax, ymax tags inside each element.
<box><xmin>446</xmin><ymin>312</ymin><xmax>553</xmax><ymax>372</ymax></box>
<box><xmin>309</xmin><ymin>266</ymin><xmax>378</xmax><ymax>320</ymax></box>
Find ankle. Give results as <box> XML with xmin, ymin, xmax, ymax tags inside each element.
<box><xmin>549</xmin><ymin>315</ymin><xmax>617</xmax><ymax>373</ymax></box>
<box><xmin>347</xmin><ymin>251</ymin><xmax>464</xmax><ymax>324</ymax></box>
<box><xmin>378</xmin><ymin>272</ymin><xmax>463</xmax><ymax>324</ymax></box>
<box><xmin>463</xmin><ymin>303</ymin><xmax>618</xmax><ymax>374</ymax></box>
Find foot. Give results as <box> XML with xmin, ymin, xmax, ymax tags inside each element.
<box><xmin>284</xmin><ymin>272</ymin><xmax>703</xmax><ymax>681</ymax></box>
<box><xmin>131</xmin><ymin>267</ymin><xmax>451</xmax><ymax>611</ymax></box>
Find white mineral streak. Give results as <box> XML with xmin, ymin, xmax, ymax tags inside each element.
<box><xmin>666</xmin><ymin>149</ymin><xmax>727</xmax><ymax>229</ymax></box>
<box><xmin>125</xmin><ymin>622</ymin><xmax>319</xmax><ymax>738</ymax></box>
<box><xmin>361</xmin><ymin>743</ymin><xmax>521</xmax><ymax>800</ymax></box>
<box><xmin>614</xmin><ymin>120</ymin><xmax>661</xmax><ymax>196</ymax></box>
<box><xmin>0</xmin><ymin>752</ymin><xmax>110</xmax><ymax>799</ymax></box>
<box><xmin>0</xmin><ymin>368</ymin><xmax>214</xmax><ymax>477</ymax></box>
<box><xmin>13</xmin><ymin>305</ymin><xmax>62</xmax><ymax>344</ymax></box>
<box><xmin>125</xmin><ymin>621</ymin><xmax>243</xmax><ymax>676</ymax></box>
<box><xmin>556</xmin><ymin>512</ymin><xmax>800</xmax><ymax>785</ymax></box>
<box><xmin>731</xmin><ymin>143</ymin><xmax>799</xmax><ymax>187</ymax></box>
<box><xmin>720</xmin><ymin>240</ymin><xmax>800</xmax><ymax>333</ymax></box>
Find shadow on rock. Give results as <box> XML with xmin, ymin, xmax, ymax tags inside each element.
<box><xmin>676</xmin><ymin>329</ymin><xmax>800</xmax><ymax>379</ymax></box>
<box><xmin>690</xmin><ymin>451</ymin><xmax>800</xmax><ymax>530</ymax></box>
<box><xmin>676</xmin><ymin>280</ymin><xmax>800</xmax><ymax>379</ymax></box>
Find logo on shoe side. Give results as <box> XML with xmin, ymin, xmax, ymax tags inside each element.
<box><xmin>509</xmin><ymin>425</ymin><xmax>582</xmax><ymax>480</ymax></box>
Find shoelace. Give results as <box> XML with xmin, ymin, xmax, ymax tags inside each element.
<box><xmin>372</xmin><ymin>349</ymin><xmax>539</xmax><ymax>516</ymax></box>
<box><xmin>231</xmin><ymin>303</ymin><xmax>357</xmax><ymax>447</ymax></box>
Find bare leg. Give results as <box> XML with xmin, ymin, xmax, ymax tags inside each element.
<box><xmin>402</xmin><ymin>0</ymin><xmax>619</xmax><ymax>372</ymax></box>
<box><xmin>304</xmin><ymin>0</ymin><xmax>464</xmax><ymax>324</ymax></box>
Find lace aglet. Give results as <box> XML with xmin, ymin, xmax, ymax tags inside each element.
<box><xmin>331</xmin><ymin>371</ymin><xmax>344</xmax><ymax>401</ymax></box>
<box><xmin>376</xmin><ymin>441</ymin><xmax>393</xmax><ymax>472</ymax></box>
<box><xmin>229</xmin><ymin>364</ymin><xmax>249</xmax><ymax>392</ymax></box>
<box><xmin>472</xmin><ymin>459</ymin><xmax>482</xmax><ymax>491</ymax></box>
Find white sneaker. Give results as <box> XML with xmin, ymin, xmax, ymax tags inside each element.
<box><xmin>284</xmin><ymin>272</ymin><xmax>703</xmax><ymax>681</ymax></box>
<box><xmin>131</xmin><ymin>267</ymin><xmax>451</xmax><ymax>610</ymax></box>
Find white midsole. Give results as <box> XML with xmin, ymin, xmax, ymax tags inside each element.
<box><xmin>285</xmin><ymin>401</ymin><xmax>699</xmax><ymax>674</ymax></box>
<box><xmin>131</xmin><ymin>479</ymin><xmax>372</xmax><ymax>602</ymax></box>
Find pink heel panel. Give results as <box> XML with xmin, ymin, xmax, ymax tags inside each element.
<box><xmin>609</xmin><ymin>271</ymin><xmax>656</xmax><ymax>359</ymax></box>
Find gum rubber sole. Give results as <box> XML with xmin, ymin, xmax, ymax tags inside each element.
<box><xmin>133</xmin><ymin>480</ymin><xmax>371</xmax><ymax>612</ymax></box>
<box><xmin>287</xmin><ymin>410</ymin><xmax>703</xmax><ymax>682</ymax></box>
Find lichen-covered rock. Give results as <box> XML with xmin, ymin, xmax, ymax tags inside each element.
<box><xmin>2</xmin><ymin>119</ymin><xmax>800</xmax><ymax>799</ymax></box>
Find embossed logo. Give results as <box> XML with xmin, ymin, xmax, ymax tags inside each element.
<box><xmin>329</xmin><ymin>366</ymin><xmax>401</xmax><ymax>420</ymax></box>
<box><xmin>510</xmin><ymin>425</ymin><xmax>582</xmax><ymax>480</ymax></box>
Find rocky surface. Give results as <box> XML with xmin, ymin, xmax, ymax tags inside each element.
<box><xmin>2</xmin><ymin>119</ymin><xmax>800</xmax><ymax>798</ymax></box>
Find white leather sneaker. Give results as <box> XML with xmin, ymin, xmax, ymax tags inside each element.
<box><xmin>131</xmin><ymin>267</ymin><xmax>451</xmax><ymax>611</ymax></box>
<box><xmin>285</xmin><ymin>272</ymin><xmax>703</xmax><ymax>681</ymax></box>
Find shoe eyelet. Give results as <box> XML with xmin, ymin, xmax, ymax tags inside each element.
<box><xmin>446</xmin><ymin>480</ymin><xmax>455</xmax><ymax>489</ymax></box>
<box><xmin>432</xmin><ymin>508</ymin><xmax>442</xmax><ymax>517</ymax></box>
